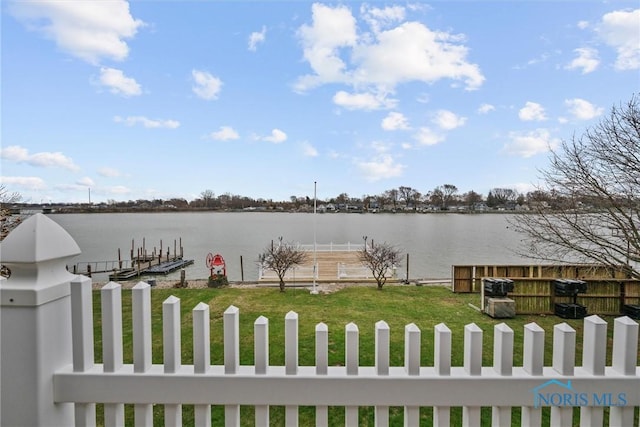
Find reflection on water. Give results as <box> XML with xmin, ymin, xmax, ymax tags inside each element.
<box><xmin>49</xmin><ymin>212</ymin><xmax>531</xmax><ymax>282</ymax></box>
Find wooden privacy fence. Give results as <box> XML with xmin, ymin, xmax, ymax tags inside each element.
<box><xmin>452</xmin><ymin>264</ymin><xmax>628</xmax><ymax>293</ymax></box>
<box><xmin>2</xmin><ymin>215</ymin><xmax>640</xmax><ymax>427</ymax></box>
<box><xmin>506</xmin><ymin>278</ymin><xmax>640</xmax><ymax>315</ymax></box>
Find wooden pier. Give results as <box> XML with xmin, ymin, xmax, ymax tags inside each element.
<box><xmin>69</xmin><ymin>237</ymin><xmax>194</xmax><ymax>280</ymax></box>
<box><xmin>259</xmin><ymin>249</ymin><xmax>389</xmax><ymax>282</ymax></box>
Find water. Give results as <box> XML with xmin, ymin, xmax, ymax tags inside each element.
<box><xmin>47</xmin><ymin>212</ymin><xmax>531</xmax><ymax>282</ymax></box>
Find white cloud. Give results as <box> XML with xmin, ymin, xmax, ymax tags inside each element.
<box><xmin>98</xmin><ymin>167</ymin><xmax>123</xmax><ymax>178</ymax></box>
<box><xmin>356</xmin><ymin>154</ymin><xmax>405</xmax><ymax>182</ymax></box>
<box><xmin>414</xmin><ymin>127</ymin><xmax>445</xmax><ymax>146</ymax></box>
<box><xmin>9</xmin><ymin>0</ymin><xmax>144</xmax><ymax>64</ymax></box>
<box><xmin>381</xmin><ymin>112</ymin><xmax>410</xmax><ymax>130</ymax></box>
<box><xmin>565</xmin><ymin>47</ymin><xmax>599</xmax><ymax>74</ymax></box>
<box><xmin>248</xmin><ymin>26</ymin><xmax>266</xmax><ymax>51</ymax></box>
<box><xmin>504</xmin><ymin>129</ymin><xmax>560</xmax><ymax>158</ymax></box>
<box><xmin>104</xmin><ymin>185</ymin><xmax>131</xmax><ymax>195</ymax></box>
<box><xmin>98</xmin><ymin>67</ymin><xmax>142</xmax><ymax>97</ymax></box>
<box><xmin>263</xmin><ymin>129</ymin><xmax>287</xmax><ymax>144</ymax></box>
<box><xmin>565</xmin><ymin>98</ymin><xmax>603</xmax><ymax>120</ymax></box>
<box><xmin>597</xmin><ymin>9</ymin><xmax>640</xmax><ymax>70</ymax></box>
<box><xmin>209</xmin><ymin>126</ymin><xmax>240</xmax><ymax>141</ymax></box>
<box><xmin>333</xmin><ymin>91</ymin><xmax>395</xmax><ymax>110</ymax></box>
<box><xmin>192</xmin><ymin>69</ymin><xmax>222</xmax><ymax>100</ymax></box>
<box><xmin>478</xmin><ymin>103</ymin><xmax>495</xmax><ymax>114</ymax></box>
<box><xmin>114</xmin><ymin>115</ymin><xmax>180</xmax><ymax>129</ymax></box>
<box><xmin>0</xmin><ymin>176</ymin><xmax>47</xmax><ymax>190</ymax></box>
<box><xmin>0</xmin><ymin>145</ymin><xmax>80</xmax><ymax>171</ymax></box>
<box><xmin>301</xmin><ymin>141</ymin><xmax>318</xmax><ymax>157</ymax></box>
<box><xmin>77</xmin><ymin>177</ymin><xmax>94</xmax><ymax>186</ymax></box>
<box><xmin>433</xmin><ymin>110</ymin><xmax>466</xmax><ymax>130</ymax></box>
<box><xmin>295</xmin><ymin>4</ymin><xmax>484</xmax><ymax>93</ymax></box>
<box><xmin>519</xmin><ymin>102</ymin><xmax>547</xmax><ymax>121</ymax></box>
<box><xmin>577</xmin><ymin>20</ymin><xmax>590</xmax><ymax>30</ymax></box>
<box><xmin>360</xmin><ymin>4</ymin><xmax>405</xmax><ymax>33</ymax></box>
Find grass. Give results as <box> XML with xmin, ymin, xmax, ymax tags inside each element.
<box><xmin>90</xmin><ymin>284</ymin><xmax>638</xmax><ymax>426</ymax></box>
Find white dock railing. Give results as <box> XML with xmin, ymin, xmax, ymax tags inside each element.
<box><xmin>1</xmin><ymin>214</ymin><xmax>639</xmax><ymax>427</ymax></box>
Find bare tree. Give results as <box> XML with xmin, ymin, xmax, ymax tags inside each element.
<box><xmin>200</xmin><ymin>189</ymin><xmax>215</xmax><ymax>208</ymax></box>
<box><xmin>358</xmin><ymin>241</ymin><xmax>402</xmax><ymax>289</ymax></box>
<box><xmin>258</xmin><ymin>238</ymin><xmax>309</xmax><ymax>292</ymax></box>
<box><xmin>509</xmin><ymin>95</ymin><xmax>640</xmax><ymax>278</ymax></box>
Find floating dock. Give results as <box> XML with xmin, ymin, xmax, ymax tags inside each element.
<box><xmin>69</xmin><ymin>237</ymin><xmax>194</xmax><ymax>280</ymax></box>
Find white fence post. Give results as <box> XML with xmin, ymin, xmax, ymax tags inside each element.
<box><xmin>0</xmin><ymin>214</ymin><xmax>79</xmax><ymax>426</ymax></box>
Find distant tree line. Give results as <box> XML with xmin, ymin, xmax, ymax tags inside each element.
<box><xmin>10</xmin><ymin>182</ymin><xmax>625</xmax><ymax>214</ymax></box>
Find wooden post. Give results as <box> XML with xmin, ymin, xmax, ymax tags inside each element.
<box><xmin>240</xmin><ymin>256</ymin><xmax>244</xmax><ymax>282</ymax></box>
<box><xmin>87</xmin><ymin>264</ymin><xmax>92</xmax><ymax>278</ymax></box>
<box><xmin>118</xmin><ymin>248</ymin><xmax>122</xmax><ymax>270</ymax></box>
<box><xmin>180</xmin><ymin>269</ymin><xmax>186</xmax><ymax>287</ymax></box>
<box><xmin>405</xmin><ymin>253</ymin><xmax>410</xmax><ymax>283</ymax></box>
<box><xmin>174</xmin><ymin>240</ymin><xmax>177</xmax><ymax>261</ymax></box>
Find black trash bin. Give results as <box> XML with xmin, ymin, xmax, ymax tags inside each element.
<box><xmin>484</xmin><ymin>278</ymin><xmax>514</xmax><ymax>297</ymax></box>
<box><xmin>553</xmin><ymin>279</ymin><xmax>587</xmax><ymax>296</ymax></box>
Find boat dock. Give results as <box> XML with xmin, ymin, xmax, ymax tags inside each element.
<box><xmin>69</xmin><ymin>237</ymin><xmax>194</xmax><ymax>280</ymax></box>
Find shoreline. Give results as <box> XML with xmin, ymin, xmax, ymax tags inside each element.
<box><xmin>92</xmin><ymin>278</ymin><xmax>452</xmax><ymax>293</ymax></box>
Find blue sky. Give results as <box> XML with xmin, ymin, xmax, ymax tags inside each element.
<box><xmin>2</xmin><ymin>1</ymin><xmax>638</xmax><ymax>204</ymax></box>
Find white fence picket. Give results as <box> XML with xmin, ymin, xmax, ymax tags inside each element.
<box><xmin>580</xmin><ymin>315</ymin><xmax>608</xmax><ymax>426</ymax></box>
<box><xmin>163</xmin><ymin>295</ymin><xmax>182</xmax><ymax>426</ymax></box>
<box><xmin>132</xmin><ymin>282</ymin><xmax>152</xmax><ymax>427</ymax></box>
<box><xmin>255</xmin><ymin>316</ymin><xmax>269</xmax><ymax>427</ymax></box>
<box><xmin>224</xmin><ymin>305</ymin><xmax>240</xmax><ymax>427</ymax></box>
<box><xmin>285</xmin><ymin>311</ymin><xmax>299</xmax><ymax>427</ymax></box>
<box><xmin>193</xmin><ymin>302</ymin><xmax>211</xmax><ymax>426</ymax></box>
<box><xmin>101</xmin><ymin>282</ymin><xmax>124</xmax><ymax>426</ymax></box>
<box><xmin>521</xmin><ymin>322</ymin><xmax>544</xmax><ymax>427</ymax></box>
<box><xmin>315</xmin><ymin>322</ymin><xmax>329</xmax><ymax>427</ymax></box>
<box><xmin>550</xmin><ymin>322</ymin><xmax>576</xmax><ymax>426</ymax></box>
<box><xmin>492</xmin><ymin>323</ymin><xmax>514</xmax><ymax>426</ymax></box>
<box><xmin>70</xmin><ymin>275</ymin><xmax>96</xmax><ymax>427</ymax></box>
<box><xmin>434</xmin><ymin>323</ymin><xmax>452</xmax><ymax>427</ymax></box>
<box><xmin>610</xmin><ymin>316</ymin><xmax>639</xmax><ymax>426</ymax></box>
<box><xmin>404</xmin><ymin>323</ymin><xmax>420</xmax><ymax>426</ymax></box>
<box><xmin>375</xmin><ymin>321</ymin><xmax>390</xmax><ymax>427</ymax></box>
<box><xmin>345</xmin><ymin>322</ymin><xmax>359</xmax><ymax>426</ymax></box>
<box><xmin>462</xmin><ymin>323</ymin><xmax>482</xmax><ymax>427</ymax></box>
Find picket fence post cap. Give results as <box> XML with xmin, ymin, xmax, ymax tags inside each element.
<box><xmin>0</xmin><ymin>213</ymin><xmax>80</xmax><ymax>264</ymax></box>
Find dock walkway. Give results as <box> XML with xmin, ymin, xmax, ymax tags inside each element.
<box><xmin>259</xmin><ymin>250</ymin><xmax>386</xmax><ymax>282</ymax></box>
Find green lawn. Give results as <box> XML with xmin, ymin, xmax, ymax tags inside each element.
<box><xmin>90</xmin><ymin>285</ymin><xmax>637</xmax><ymax>426</ymax></box>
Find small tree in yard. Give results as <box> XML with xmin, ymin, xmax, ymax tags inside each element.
<box><xmin>358</xmin><ymin>241</ymin><xmax>401</xmax><ymax>289</ymax></box>
<box><xmin>259</xmin><ymin>238</ymin><xmax>308</xmax><ymax>292</ymax></box>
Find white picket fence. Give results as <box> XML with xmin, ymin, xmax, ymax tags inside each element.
<box><xmin>1</xmin><ymin>214</ymin><xmax>639</xmax><ymax>427</ymax></box>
